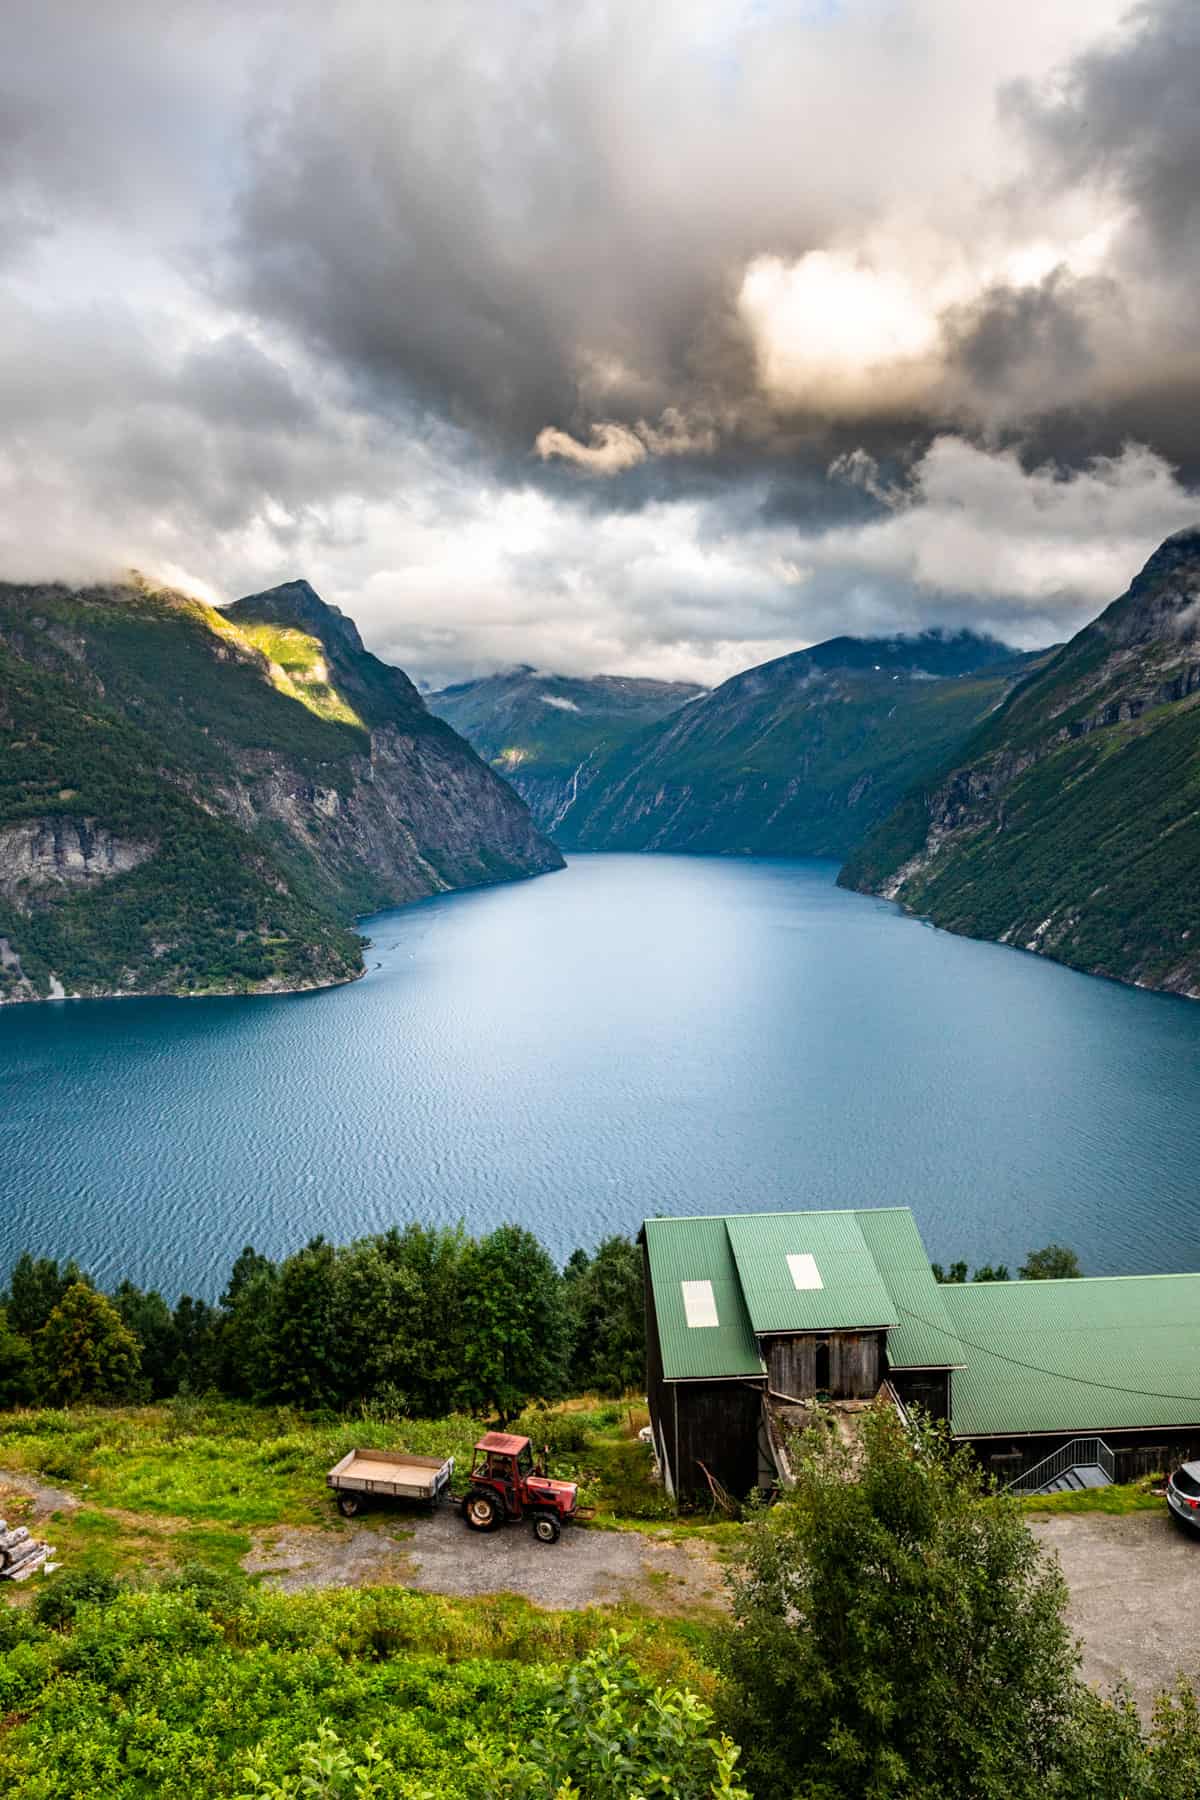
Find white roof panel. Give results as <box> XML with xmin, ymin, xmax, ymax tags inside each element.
<box><xmin>681</xmin><ymin>1279</ymin><xmax>720</xmax><ymax>1328</ymax></box>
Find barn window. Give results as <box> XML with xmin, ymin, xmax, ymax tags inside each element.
<box><xmin>787</xmin><ymin>1253</ymin><xmax>823</xmax><ymax>1291</ymax></box>
<box><xmin>681</xmin><ymin>1280</ymin><xmax>719</xmax><ymax>1328</ymax></box>
<box><xmin>815</xmin><ymin>1340</ymin><xmax>831</xmax><ymax>1390</ymax></box>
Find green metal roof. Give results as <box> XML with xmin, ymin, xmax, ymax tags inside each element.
<box><xmin>643</xmin><ymin>1216</ymin><xmax>764</xmax><ymax>1383</ymax></box>
<box><xmin>944</xmin><ymin>1275</ymin><xmax>1200</xmax><ymax>1437</ymax></box>
<box><xmin>854</xmin><ymin>1209</ymin><xmax>965</xmax><ymax>1370</ymax></box>
<box><xmin>644</xmin><ymin>1207</ymin><xmax>1200</xmax><ymax>1438</ymax></box>
<box><xmin>725</xmin><ymin>1210</ymin><xmax>897</xmax><ymax>1335</ymax></box>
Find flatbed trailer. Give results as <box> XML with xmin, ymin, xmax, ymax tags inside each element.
<box><xmin>326</xmin><ymin>1448</ymin><xmax>454</xmax><ymax>1517</ymax></box>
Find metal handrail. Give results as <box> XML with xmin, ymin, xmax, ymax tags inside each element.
<box><xmin>1003</xmin><ymin>1436</ymin><xmax>1115</xmax><ymax>1495</ymax></box>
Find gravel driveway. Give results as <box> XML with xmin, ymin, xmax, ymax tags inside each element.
<box><xmin>246</xmin><ymin>1506</ymin><xmax>727</xmax><ymax>1613</ymax></box>
<box><xmin>1031</xmin><ymin>1510</ymin><xmax>1200</xmax><ymax>1712</ymax></box>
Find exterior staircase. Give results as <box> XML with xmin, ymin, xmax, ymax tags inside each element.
<box><xmin>1035</xmin><ymin>1463</ymin><xmax>1112</xmax><ymax>1494</ymax></box>
<box><xmin>1004</xmin><ymin>1438</ymin><xmax>1116</xmax><ymax>1497</ymax></box>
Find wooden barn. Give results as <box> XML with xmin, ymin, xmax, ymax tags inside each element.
<box><xmin>641</xmin><ymin>1207</ymin><xmax>1200</xmax><ymax>1503</ymax></box>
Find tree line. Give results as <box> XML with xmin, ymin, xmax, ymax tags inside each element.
<box><xmin>0</xmin><ymin>1226</ymin><xmax>645</xmax><ymax>1419</ymax></box>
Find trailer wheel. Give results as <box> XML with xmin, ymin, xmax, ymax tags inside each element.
<box><xmin>463</xmin><ymin>1491</ymin><xmax>502</xmax><ymax>1532</ymax></box>
<box><xmin>337</xmin><ymin>1493</ymin><xmax>364</xmax><ymax>1518</ymax></box>
<box><xmin>532</xmin><ymin>1512</ymin><xmax>561</xmax><ymax>1544</ymax></box>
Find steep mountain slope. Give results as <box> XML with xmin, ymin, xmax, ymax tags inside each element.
<box><xmin>557</xmin><ymin>632</ymin><xmax>1043</xmax><ymax>857</ymax></box>
<box><xmin>0</xmin><ymin>579</ymin><xmax>561</xmax><ymax>1003</ymax></box>
<box><xmin>840</xmin><ymin>530</ymin><xmax>1200</xmax><ymax>997</ymax></box>
<box><xmin>426</xmin><ymin>667</ymin><xmax>704</xmax><ymax>834</ymax></box>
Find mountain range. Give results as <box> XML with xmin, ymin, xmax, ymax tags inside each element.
<box><xmin>0</xmin><ymin>579</ymin><xmax>560</xmax><ymax>1003</ymax></box>
<box><xmin>840</xmin><ymin>529</ymin><xmax>1200</xmax><ymax>999</ymax></box>
<box><xmin>5</xmin><ymin>529</ymin><xmax>1198</xmax><ymax>1008</ymax></box>
<box><xmin>436</xmin><ymin>633</ymin><xmax>1045</xmax><ymax>857</ymax></box>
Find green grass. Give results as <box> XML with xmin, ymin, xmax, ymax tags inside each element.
<box><xmin>1019</xmin><ymin>1479</ymin><xmax>1165</xmax><ymax>1518</ymax></box>
<box><xmin>0</xmin><ymin>1395</ymin><xmax>705</xmax><ymax>1587</ymax></box>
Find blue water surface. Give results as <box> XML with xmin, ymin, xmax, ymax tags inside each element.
<box><xmin>2</xmin><ymin>854</ymin><xmax>1199</xmax><ymax>1296</ymax></box>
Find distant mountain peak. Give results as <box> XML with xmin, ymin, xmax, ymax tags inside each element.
<box><xmin>225</xmin><ymin>580</ymin><xmax>366</xmax><ymax>657</ymax></box>
<box><xmin>1103</xmin><ymin>526</ymin><xmax>1200</xmax><ymax>648</ymax></box>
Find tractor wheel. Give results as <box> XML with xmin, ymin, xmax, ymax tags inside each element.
<box><xmin>532</xmin><ymin>1512</ymin><xmax>561</xmax><ymax>1544</ymax></box>
<box><xmin>463</xmin><ymin>1490</ymin><xmax>502</xmax><ymax>1532</ymax></box>
<box><xmin>337</xmin><ymin>1493</ymin><xmax>363</xmax><ymax>1518</ymax></box>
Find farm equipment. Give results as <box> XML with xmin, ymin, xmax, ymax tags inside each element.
<box><xmin>325</xmin><ymin>1432</ymin><xmax>585</xmax><ymax>1543</ymax></box>
<box><xmin>326</xmin><ymin>1448</ymin><xmax>454</xmax><ymax>1518</ymax></box>
<box><xmin>460</xmin><ymin>1431</ymin><xmax>582</xmax><ymax>1542</ymax></box>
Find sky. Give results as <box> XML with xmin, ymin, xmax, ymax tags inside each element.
<box><xmin>2</xmin><ymin>0</ymin><xmax>1198</xmax><ymax>686</ymax></box>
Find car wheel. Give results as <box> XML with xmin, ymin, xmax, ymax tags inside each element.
<box><xmin>533</xmin><ymin>1512</ymin><xmax>561</xmax><ymax>1544</ymax></box>
<box><xmin>337</xmin><ymin>1493</ymin><xmax>363</xmax><ymax>1518</ymax></box>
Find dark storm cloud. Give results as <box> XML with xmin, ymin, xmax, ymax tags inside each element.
<box><xmin>1005</xmin><ymin>0</ymin><xmax>1200</xmax><ymax>263</ymax></box>
<box><xmin>0</xmin><ymin>0</ymin><xmax>1197</xmax><ymax>682</ymax></box>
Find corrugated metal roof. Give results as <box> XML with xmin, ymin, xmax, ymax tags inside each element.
<box><xmin>726</xmin><ymin>1210</ymin><xmax>898</xmax><ymax>1335</ymax></box>
<box><xmin>643</xmin><ymin>1216</ymin><xmax>763</xmax><ymax>1382</ymax></box>
<box><xmin>944</xmin><ymin>1276</ymin><xmax>1200</xmax><ymax>1437</ymax></box>
<box><xmin>854</xmin><ymin>1208</ymin><xmax>965</xmax><ymax>1369</ymax></box>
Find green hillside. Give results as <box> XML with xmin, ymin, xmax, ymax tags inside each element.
<box><xmin>840</xmin><ymin>529</ymin><xmax>1200</xmax><ymax>997</ymax></box>
<box><xmin>427</xmin><ymin>667</ymin><xmax>704</xmax><ymax>834</ymax></box>
<box><xmin>559</xmin><ymin>632</ymin><xmax>1044</xmax><ymax>857</ymax></box>
<box><xmin>0</xmin><ymin>579</ymin><xmax>559</xmax><ymax>1003</ymax></box>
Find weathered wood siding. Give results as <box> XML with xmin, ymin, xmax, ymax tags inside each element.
<box><xmin>966</xmin><ymin>1429</ymin><xmax>1200</xmax><ymax>1488</ymax></box>
<box><xmin>765</xmin><ymin>1331</ymin><xmax>884</xmax><ymax>1400</ymax></box>
<box><xmin>671</xmin><ymin>1380</ymin><xmax>765</xmax><ymax>1503</ymax></box>
<box><xmin>642</xmin><ymin>1238</ymin><xmax>672</xmax><ymax>1488</ymax></box>
<box><xmin>891</xmin><ymin>1369</ymin><xmax>952</xmax><ymax>1422</ymax></box>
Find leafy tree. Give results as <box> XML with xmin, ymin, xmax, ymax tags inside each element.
<box><xmin>173</xmin><ymin>1294</ymin><xmax>220</xmax><ymax>1392</ymax></box>
<box><xmin>6</xmin><ymin>1252</ymin><xmax>88</xmax><ymax>1337</ymax></box>
<box><xmin>111</xmin><ymin>1280</ymin><xmax>179</xmax><ymax>1398</ymax></box>
<box><xmin>0</xmin><ymin>1305</ymin><xmax>35</xmax><ymax>1407</ymax></box>
<box><xmin>375</xmin><ymin>1224</ymin><xmax>473</xmax><ymax>1415</ymax></box>
<box><xmin>932</xmin><ymin>1260</ymin><xmax>1012</xmax><ymax>1283</ymax></box>
<box><xmin>461</xmin><ymin>1224</ymin><xmax>569</xmax><ymax>1422</ymax></box>
<box><xmin>263</xmin><ymin>1238</ymin><xmax>343</xmax><ymax>1407</ymax></box>
<box><xmin>475</xmin><ymin>1633</ymin><xmax>749</xmax><ymax>1800</ymax></box>
<box><xmin>564</xmin><ymin>1234</ymin><xmax>645</xmax><ymax>1394</ymax></box>
<box><xmin>328</xmin><ymin>1238</ymin><xmax>421</xmax><ymax>1405</ymax></box>
<box><xmin>718</xmin><ymin>1405</ymin><xmax>1083</xmax><ymax>1800</ymax></box>
<box><xmin>34</xmin><ymin>1282</ymin><xmax>141</xmax><ymax>1404</ymax></box>
<box><xmin>1020</xmin><ymin>1243</ymin><xmax>1082</xmax><ymax>1280</ymax></box>
<box><xmin>217</xmin><ymin>1246</ymin><xmax>278</xmax><ymax>1397</ymax></box>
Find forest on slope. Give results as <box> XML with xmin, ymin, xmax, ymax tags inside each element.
<box><xmin>841</xmin><ymin>529</ymin><xmax>1200</xmax><ymax>998</ymax></box>
<box><xmin>0</xmin><ymin>579</ymin><xmax>560</xmax><ymax>1003</ymax></box>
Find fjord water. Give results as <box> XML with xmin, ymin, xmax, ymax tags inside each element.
<box><xmin>3</xmin><ymin>854</ymin><xmax>1200</xmax><ymax>1297</ymax></box>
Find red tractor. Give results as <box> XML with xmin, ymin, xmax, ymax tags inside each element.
<box><xmin>461</xmin><ymin>1431</ymin><xmax>581</xmax><ymax>1543</ymax></box>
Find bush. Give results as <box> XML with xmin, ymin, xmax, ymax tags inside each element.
<box><xmin>472</xmin><ymin>1633</ymin><xmax>748</xmax><ymax>1800</ymax></box>
<box><xmin>33</xmin><ymin>1567</ymin><xmax>123</xmax><ymax>1630</ymax></box>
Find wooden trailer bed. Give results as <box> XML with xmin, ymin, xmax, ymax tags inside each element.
<box><xmin>326</xmin><ymin>1448</ymin><xmax>454</xmax><ymax>1507</ymax></box>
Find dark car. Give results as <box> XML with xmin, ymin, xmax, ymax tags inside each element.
<box><xmin>1167</xmin><ymin>1462</ymin><xmax>1200</xmax><ymax>1528</ymax></box>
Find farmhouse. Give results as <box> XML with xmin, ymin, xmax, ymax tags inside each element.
<box><xmin>642</xmin><ymin>1206</ymin><xmax>1200</xmax><ymax>1502</ymax></box>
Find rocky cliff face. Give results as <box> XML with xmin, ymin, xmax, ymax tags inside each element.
<box><xmin>0</xmin><ymin>578</ymin><xmax>561</xmax><ymax>1003</ymax></box>
<box><xmin>840</xmin><ymin>529</ymin><xmax>1200</xmax><ymax>998</ymax></box>
<box><xmin>0</xmin><ymin>819</ymin><xmax>154</xmax><ymax>892</ymax></box>
<box><xmin>223</xmin><ymin>583</ymin><xmax>563</xmax><ymax>909</ymax></box>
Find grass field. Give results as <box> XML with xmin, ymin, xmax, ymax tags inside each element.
<box><xmin>0</xmin><ymin>1395</ymin><xmax>700</xmax><ymax>1588</ymax></box>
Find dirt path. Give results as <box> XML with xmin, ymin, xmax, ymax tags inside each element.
<box><xmin>1031</xmin><ymin>1510</ymin><xmax>1200</xmax><ymax>1712</ymax></box>
<box><xmin>245</xmin><ymin>1508</ymin><xmax>728</xmax><ymax>1613</ymax></box>
<box><xmin>0</xmin><ymin>1469</ymin><xmax>80</xmax><ymax>1518</ymax></box>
